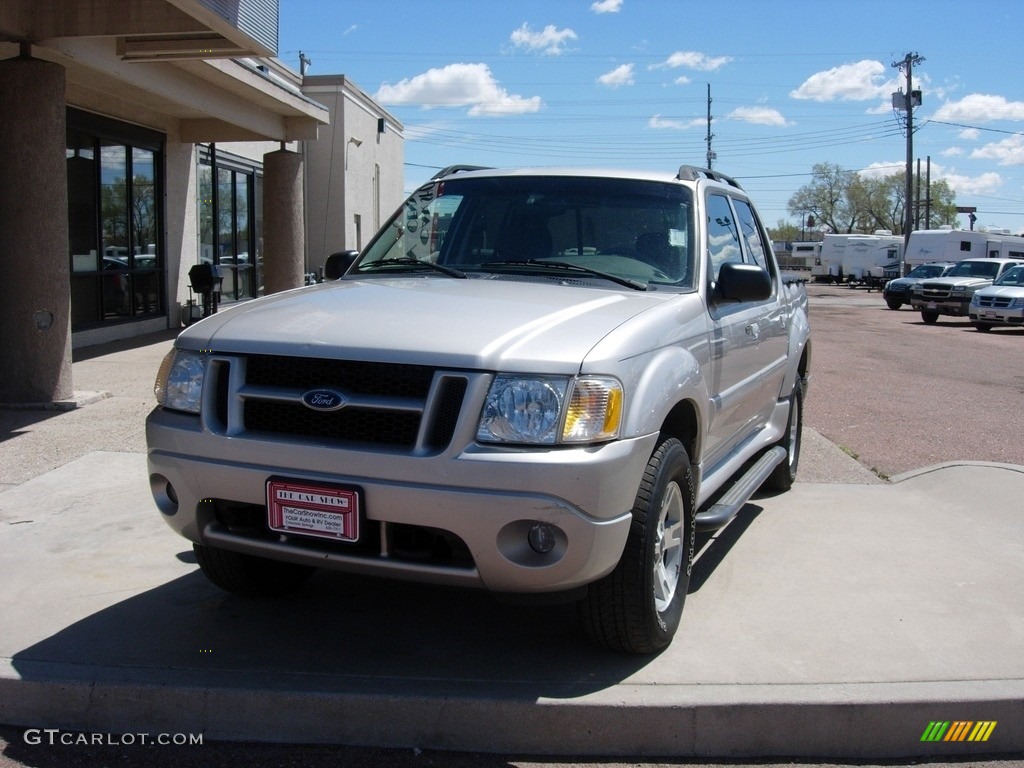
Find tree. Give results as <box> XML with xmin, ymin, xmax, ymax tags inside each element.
<box><xmin>768</xmin><ymin>219</ymin><xmax>801</xmax><ymax>243</ymax></box>
<box><xmin>788</xmin><ymin>164</ymin><xmax>959</xmax><ymax>234</ymax></box>
<box><xmin>787</xmin><ymin>163</ymin><xmax>860</xmax><ymax>234</ymax></box>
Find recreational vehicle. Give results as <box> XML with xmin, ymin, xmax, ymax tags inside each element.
<box><xmin>904</xmin><ymin>229</ymin><xmax>1024</xmax><ymax>270</ymax></box>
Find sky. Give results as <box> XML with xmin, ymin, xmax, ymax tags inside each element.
<box><xmin>278</xmin><ymin>0</ymin><xmax>1024</xmax><ymax>234</ymax></box>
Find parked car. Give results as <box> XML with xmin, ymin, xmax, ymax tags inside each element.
<box><xmin>968</xmin><ymin>264</ymin><xmax>1024</xmax><ymax>331</ymax></box>
<box><xmin>882</xmin><ymin>262</ymin><xmax>956</xmax><ymax>310</ymax></box>
<box><xmin>147</xmin><ymin>164</ymin><xmax>811</xmax><ymax>654</ymax></box>
<box><xmin>910</xmin><ymin>258</ymin><xmax>1024</xmax><ymax>324</ymax></box>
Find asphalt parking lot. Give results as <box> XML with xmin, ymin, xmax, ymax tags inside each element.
<box><xmin>1</xmin><ymin>282</ymin><xmax>1022</xmax><ymax>767</ymax></box>
<box><xmin>802</xmin><ymin>281</ymin><xmax>1024</xmax><ymax>477</ymax></box>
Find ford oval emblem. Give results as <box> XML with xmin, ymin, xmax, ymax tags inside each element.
<box><xmin>301</xmin><ymin>389</ymin><xmax>347</xmax><ymax>412</ymax></box>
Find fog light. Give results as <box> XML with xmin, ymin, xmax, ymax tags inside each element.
<box><xmin>528</xmin><ymin>522</ymin><xmax>557</xmax><ymax>554</ymax></box>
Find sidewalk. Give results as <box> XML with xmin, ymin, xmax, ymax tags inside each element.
<box><xmin>0</xmin><ymin>333</ymin><xmax>1021</xmax><ymax>758</ymax></box>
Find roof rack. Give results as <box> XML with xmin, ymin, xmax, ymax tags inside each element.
<box><xmin>675</xmin><ymin>165</ymin><xmax>743</xmax><ymax>190</ymax></box>
<box><xmin>430</xmin><ymin>165</ymin><xmax>493</xmax><ymax>180</ymax></box>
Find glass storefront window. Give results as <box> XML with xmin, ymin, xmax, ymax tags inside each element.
<box><xmin>67</xmin><ymin>111</ymin><xmax>164</xmax><ymax>329</ymax></box>
<box><xmin>198</xmin><ymin>148</ymin><xmax>260</xmax><ymax>304</ymax></box>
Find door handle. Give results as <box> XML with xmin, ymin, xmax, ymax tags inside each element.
<box><xmin>745</xmin><ymin>323</ymin><xmax>760</xmax><ymax>341</ymax></box>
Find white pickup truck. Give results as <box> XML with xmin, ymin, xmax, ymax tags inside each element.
<box><xmin>147</xmin><ymin>165</ymin><xmax>811</xmax><ymax>653</ymax></box>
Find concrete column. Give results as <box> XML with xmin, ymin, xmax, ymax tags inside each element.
<box><xmin>262</xmin><ymin>148</ymin><xmax>305</xmax><ymax>294</ymax></box>
<box><xmin>0</xmin><ymin>52</ymin><xmax>72</xmax><ymax>404</ymax></box>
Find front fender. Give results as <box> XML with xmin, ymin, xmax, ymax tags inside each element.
<box><xmin>618</xmin><ymin>344</ymin><xmax>709</xmax><ymax>441</ymax></box>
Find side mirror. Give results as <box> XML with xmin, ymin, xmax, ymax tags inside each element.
<box><xmin>716</xmin><ymin>262</ymin><xmax>772</xmax><ymax>302</ymax></box>
<box><xmin>324</xmin><ymin>250</ymin><xmax>359</xmax><ymax>280</ymax></box>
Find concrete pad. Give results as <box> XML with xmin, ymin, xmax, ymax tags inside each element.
<box><xmin>0</xmin><ymin>452</ymin><xmax>1021</xmax><ymax>757</ymax></box>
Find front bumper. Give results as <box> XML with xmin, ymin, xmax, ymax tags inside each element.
<box><xmin>147</xmin><ymin>408</ymin><xmax>654</xmax><ymax>594</ymax></box>
<box><xmin>911</xmin><ymin>297</ymin><xmax>970</xmax><ymax>316</ymax></box>
<box><xmin>969</xmin><ymin>306</ymin><xmax>1024</xmax><ymax>326</ymax></box>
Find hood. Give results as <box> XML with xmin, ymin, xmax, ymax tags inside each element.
<box><xmin>922</xmin><ymin>276</ymin><xmax>994</xmax><ymax>289</ymax></box>
<box><xmin>178</xmin><ymin>277</ymin><xmax>675</xmax><ymax>372</ymax></box>
<box><xmin>975</xmin><ymin>284</ymin><xmax>1024</xmax><ymax>299</ymax></box>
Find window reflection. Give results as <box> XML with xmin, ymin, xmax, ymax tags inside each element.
<box><xmin>66</xmin><ymin>113</ymin><xmax>163</xmax><ymax>328</ymax></box>
<box><xmin>198</xmin><ymin>150</ymin><xmax>259</xmax><ymax>304</ymax></box>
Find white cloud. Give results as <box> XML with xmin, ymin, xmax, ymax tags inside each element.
<box><xmin>958</xmin><ymin>127</ymin><xmax>981</xmax><ymax>141</ymax></box>
<box><xmin>726</xmin><ymin>106</ymin><xmax>791</xmax><ymax>127</ymax></box>
<box><xmin>941</xmin><ymin>170</ymin><xmax>1002</xmax><ymax>195</ymax></box>
<box><xmin>932</xmin><ymin>93</ymin><xmax>1024</xmax><ymax>123</ymax></box>
<box><xmin>597</xmin><ymin>63</ymin><xmax>635</xmax><ymax>88</ymax></box>
<box><xmin>374</xmin><ymin>63</ymin><xmax>542</xmax><ymax>116</ymax></box>
<box><xmin>674</xmin><ymin>75</ymin><xmax>691</xmax><ymax>85</ymax></box>
<box><xmin>510</xmin><ymin>23</ymin><xmax>578</xmax><ymax>56</ymax></box>
<box><xmin>941</xmin><ymin>146</ymin><xmax>965</xmax><ymax>157</ymax></box>
<box><xmin>971</xmin><ymin>134</ymin><xmax>1024</xmax><ymax>165</ymax></box>
<box><xmin>648</xmin><ymin>114</ymin><xmax>705</xmax><ymax>130</ymax></box>
<box><xmin>590</xmin><ymin>0</ymin><xmax>623</xmax><ymax>12</ymax></box>
<box><xmin>858</xmin><ymin>161</ymin><xmax>906</xmax><ymax>179</ymax></box>
<box><xmin>790</xmin><ymin>60</ymin><xmax>897</xmax><ymax>102</ymax></box>
<box><xmin>651</xmin><ymin>51</ymin><xmax>733</xmax><ymax>72</ymax></box>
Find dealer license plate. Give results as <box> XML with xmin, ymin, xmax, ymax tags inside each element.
<box><xmin>266</xmin><ymin>478</ymin><xmax>361</xmax><ymax>542</ymax></box>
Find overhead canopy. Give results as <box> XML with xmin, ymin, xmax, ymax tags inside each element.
<box><xmin>0</xmin><ymin>0</ymin><xmax>328</xmax><ymax>141</ymax></box>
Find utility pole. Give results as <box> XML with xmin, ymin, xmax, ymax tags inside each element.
<box><xmin>705</xmin><ymin>83</ymin><xmax>715</xmax><ymax>169</ymax></box>
<box><xmin>892</xmin><ymin>52</ymin><xmax>924</xmax><ymax>272</ymax></box>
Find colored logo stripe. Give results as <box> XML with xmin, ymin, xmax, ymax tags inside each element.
<box><xmin>920</xmin><ymin>721</ymin><xmax>997</xmax><ymax>742</ymax></box>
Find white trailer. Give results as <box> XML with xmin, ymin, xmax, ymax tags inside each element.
<box><xmin>813</xmin><ymin>232</ymin><xmax>902</xmax><ymax>286</ymax></box>
<box><xmin>905</xmin><ymin>229</ymin><xmax>1024</xmax><ymax>269</ymax></box>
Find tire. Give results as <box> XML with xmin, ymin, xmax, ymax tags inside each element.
<box><xmin>763</xmin><ymin>378</ymin><xmax>804</xmax><ymax>492</ymax></box>
<box><xmin>973</xmin><ymin>322</ymin><xmax>993</xmax><ymax>332</ymax></box>
<box><xmin>921</xmin><ymin>310</ymin><xmax>939</xmax><ymax>324</ymax></box>
<box><xmin>193</xmin><ymin>543</ymin><xmax>315</xmax><ymax>597</ymax></box>
<box><xmin>579</xmin><ymin>437</ymin><xmax>695</xmax><ymax>654</ymax></box>
<box><xmin>886</xmin><ymin>299</ymin><xmax>903</xmax><ymax>310</ymax></box>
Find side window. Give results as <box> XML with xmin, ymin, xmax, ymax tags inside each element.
<box><xmin>706</xmin><ymin>193</ymin><xmax>743</xmax><ymax>284</ymax></box>
<box><xmin>733</xmin><ymin>198</ymin><xmax>771</xmax><ymax>272</ymax></box>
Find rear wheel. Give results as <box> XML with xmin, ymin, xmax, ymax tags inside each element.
<box><xmin>921</xmin><ymin>310</ymin><xmax>939</xmax><ymax>324</ymax></box>
<box><xmin>193</xmin><ymin>544</ymin><xmax>315</xmax><ymax>596</ymax></box>
<box><xmin>764</xmin><ymin>379</ymin><xmax>804</xmax><ymax>492</ymax></box>
<box><xmin>579</xmin><ymin>437</ymin><xmax>695</xmax><ymax>654</ymax></box>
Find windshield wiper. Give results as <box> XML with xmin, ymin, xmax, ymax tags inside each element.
<box><xmin>358</xmin><ymin>257</ymin><xmax>468</xmax><ymax>279</ymax></box>
<box><xmin>480</xmin><ymin>259</ymin><xmax>649</xmax><ymax>291</ymax></box>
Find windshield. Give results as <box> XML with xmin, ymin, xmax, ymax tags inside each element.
<box><xmin>994</xmin><ymin>265</ymin><xmax>1024</xmax><ymax>285</ymax></box>
<box><xmin>947</xmin><ymin>260</ymin><xmax>1001</xmax><ymax>278</ymax></box>
<box><xmin>907</xmin><ymin>264</ymin><xmax>947</xmax><ymax>278</ymax></box>
<box><xmin>355</xmin><ymin>175</ymin><xmax>695</xmax><ymax>288</ymax></box>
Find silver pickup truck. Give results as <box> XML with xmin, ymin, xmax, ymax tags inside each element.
<box><xmin>147</xmin><ymin>165</ymin><xmax>811</xmax><ymax>653</ymax></box>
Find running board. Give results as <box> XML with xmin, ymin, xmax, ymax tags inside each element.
<box><xmin>694</xmin><ymin>446</ymin><xmax>787</xmax><ymax>532</ymax></box>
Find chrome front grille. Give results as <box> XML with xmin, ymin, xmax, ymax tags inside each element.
<box><xmin>920</xmin><ymin>283</ymin><xmax>953</xmax><ymax>300</ymax></box>
<box><xmin>975</xmin><ymin>295</ymin><xmax>1012</xmax><ymax>309</ymax></box>
<box><xmin>210</xmin><ymin>354</ymin><xmax>469</xmax><ymax>452</ymax></box>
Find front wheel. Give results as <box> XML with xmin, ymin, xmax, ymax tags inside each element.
<box><xmin>886</xmin><ymin>299</ymin><xmax>903</xmax><ymax>310</ymax></box>
<box><xmin>921</xmin><ymin>310</ymin><xmax>939</xmax><ymax>324</ymax></box>
<box><xmin>579</xmin><ymin>437</ymin><xmax>695</xmax><ymax>654</ymax></box>
<box><xmin>194</xmin><ymin>544</ymin><xmax>316</xmax><ymax>596</ymax></box>
<box><xmin>763</xmin><ymin>378</ymin><xmax>804</xmax><ymax>492</ymax></box>
<box><xmin>973</xmin><ymin>322</ymin><xmax>994</xmax><ymax>332</ymax></box>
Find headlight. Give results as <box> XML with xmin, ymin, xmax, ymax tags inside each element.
<box><xmin>477</xmin><ymin>375</ymin><xmax>623</xmax><ymax>445</ymax></box>
<box><xmin>970</xmin><ymin>294</ymin><xmax>981</xmax><ymax>306</ymax></box>
<box><xmin>951</xmin><ymin>286</ymin><xmax>966</xmax><ymax>295</ymax></box>
<box><xmin>1012</xmin><ymin>297</ymin><xmax>1024</xmax><ymax>309</ymax></box>
<box><xmin>155</xmin><ymin>349</ymin><xmax>207</xmax><ymax>414</ymax></box>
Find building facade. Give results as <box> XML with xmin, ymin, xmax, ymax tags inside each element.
<box><xmin>0</xmin><ymin>1</ymin><xmax>403</xmax><ymax>405</ymax></box>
